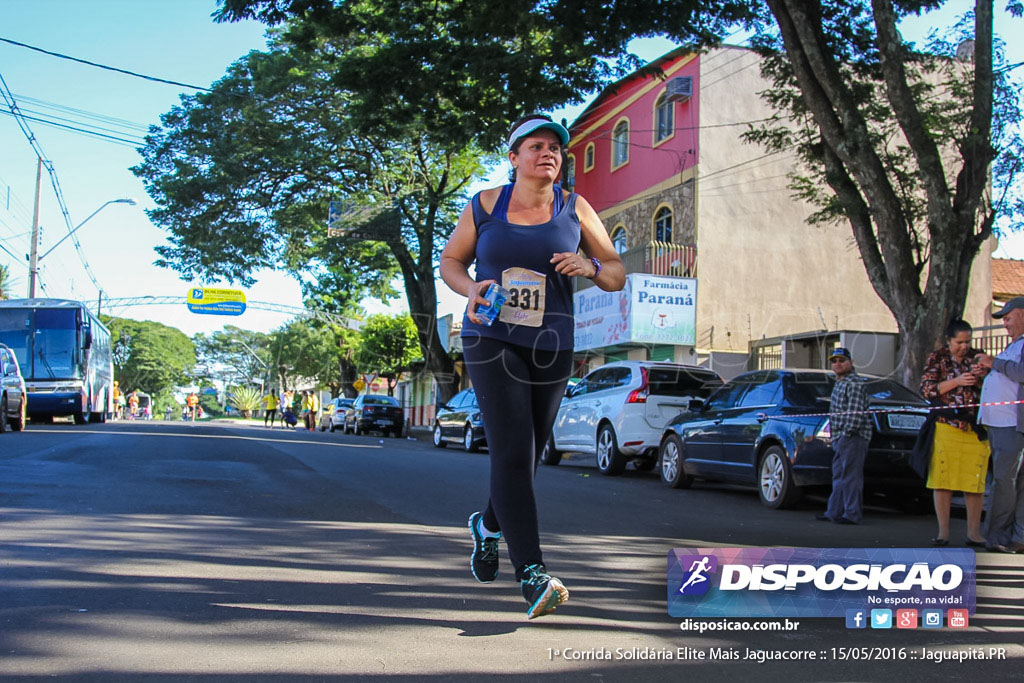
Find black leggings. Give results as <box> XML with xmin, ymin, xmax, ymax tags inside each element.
<box><xmin>463</xmin><ymin>336</ymin><xmax>572</xmax><ymax>580</ymax></box>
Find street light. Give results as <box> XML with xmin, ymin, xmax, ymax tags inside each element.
<box><xmin>28</xmin><ymin>197</ymin><xmax>137</xmax><ymax>298</ymax></box>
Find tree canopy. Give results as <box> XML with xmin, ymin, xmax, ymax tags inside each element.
<box><xmin>212</xmin><ymin>0</ymin><xmax>1021</xmax><ymax>386</ymax></box>
<box><xmin>103</xmin><ymin>317</ymin><xmax>196</xmax><ymax>398</ymax></box>
<box><xmin>354</xmin><ymin>313</ymin><xmax>422</xmax><ymax>393</ymax></box>
<box><xmin>133</xmin><ymin>29</ymin><xmax>490</xmax><ymax>401</ymax></box>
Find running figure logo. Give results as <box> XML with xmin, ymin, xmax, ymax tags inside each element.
<box><xmin>677</xmin><ymin>554</ymin><xmax>718</xmax><ymax>596</ymax></box>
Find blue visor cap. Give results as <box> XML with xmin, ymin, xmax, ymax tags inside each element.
<box><xmin>830</xmin><ymin>347</ymin><xmax>852</xmax><ymax>360</ymax></box>
<box><xmin>508</xmin><ymin>119</ymin><xmax>570</xmax><ymax>149</ymax></box>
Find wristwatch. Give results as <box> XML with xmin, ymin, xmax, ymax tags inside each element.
<box><xmin>587</xmin><ymin>257</ymin><xmax>602</xmax><ymax>279</ymax></box>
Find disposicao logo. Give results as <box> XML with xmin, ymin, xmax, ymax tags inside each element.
<box><xmin>676</xmin><ymin>555</ymin><xmax>718</xmax><ymax>596</ymax></box>
<box><xmin>667</xmin><ymin>548</ymin><xmax>976</xmax><ymax>619</ymax></box>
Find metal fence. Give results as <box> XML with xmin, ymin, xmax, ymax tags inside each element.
<box><xmin>576</xmin><ymin>241</ymin><xmax>697</xmax><ymax>291</ymax></box>
<box><xmin>973</xmin><ymin>324</ymin><xmax>1011</xmax><ymax>356</ymax></box>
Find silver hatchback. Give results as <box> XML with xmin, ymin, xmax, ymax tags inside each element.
<box><xmin>544</xmin><ymin>361</ymin><xmax>721</xmax><ymax>475</ymax></box>
<box><xmin>0</xmin><ymin>343</ymin><xmax>27</xmax><ymax>432</ymax></box>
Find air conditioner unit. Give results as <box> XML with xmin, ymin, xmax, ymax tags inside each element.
<box><xmin>666</xmin><ymin>76</ymin><xmax>693</xmax><ymax>103</ymax></box>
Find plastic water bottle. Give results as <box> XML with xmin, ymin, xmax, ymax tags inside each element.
<box><xmin>476</xmin><ymin>283</ymin><xmax>510</xmax><ymax>327</ymax></box>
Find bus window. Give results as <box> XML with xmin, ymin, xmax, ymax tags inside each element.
<box><xmin>35</xmin><ymin>308</ymin><xmax>79</xmax><ymax>379</ymax></box>
<box><xmin>0</xmin><ymin>308</ymin><xmax>32</xmax><ymax>374</ymax></box>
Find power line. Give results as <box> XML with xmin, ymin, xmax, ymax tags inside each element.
<box><xmin>0</xmin><ymin>70</ymin><xmax>107</xmax><ymax>297</ymax></box>
<box><xmin>0</xmin><ymin>108</ymin><xmax>145</xmax><ymax>147</ymax></box>
<box><xmin>0</xmin><ymin>36</ymin><xmax>214</xmax><ymax>92</ymax></box>
<box><xmin>12</xmin><ymin>92</ymin><xmax>151</xmax><ymax>133</ymax></box>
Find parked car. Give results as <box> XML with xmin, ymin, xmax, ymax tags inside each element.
<box><xmin>657</xmin><ymin>369</ymin><xmax>930</xmax><ymax>509</ymax></box>
<box><xmin>319</xmin><ymin>397</ymin><xmax>354</xmax><ymax>432</ymax></box>
<box><xmin>344</xmin><ymin>394</ymin><xmax>404</xmax><ymax>437</ymax></box>
<box><xmin>433</xmin><ymin>388</ymin><xmax>486</xmax><ymax>452</ymax></box>
<box><xmin>543</xmin><ymin>361</ymin><xmax>723</xmax><ymax>474</ymax></box>
<box><xmin>0</xmin><ymin>343</ymin><xmax>27</xmax><ymax>433</ymax></box>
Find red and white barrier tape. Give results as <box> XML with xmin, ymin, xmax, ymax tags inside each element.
<box><xmin>768</xmin><ymin>398</ymin><xmax>1024</xmax><ymax>420</ymax></box>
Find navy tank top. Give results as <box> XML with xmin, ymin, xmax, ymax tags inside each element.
<box><xmin>461</xmin><ymin>184</ymin><xmax>580</xmax><ymax>351</ymax></box>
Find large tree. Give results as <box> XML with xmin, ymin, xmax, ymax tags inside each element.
<box><xmin>133</xmin><ymin>33</ymin><xmax>488</xmax><ymax>401</ymax></box>
<box><xmin>216</xmin><ymin>0</ymin><xmax>1022</xmax><ymax>387</ymax></box>
<box><xmin>192</xmin><ymin>326</ymin><xmax>272</xmax><ymax>388</ymax></box>
<box><xmin>272</xmin><ymin>318</ymin><xmax>357</xmax><ymax>395</ymax></box>
<box><xmin>103</xmin><ymin>317</ymin><xmax>196</xmax><ymax>397</ymax></box>
<box><xmin>354</xmin><ymin>313</ymin><xmax>422</xmax><ymax>395</ymax></box>
<box><xmin>738</xmin><ymin>0</ymin><xmax>1021</xmax><ymax>386</ymax></box>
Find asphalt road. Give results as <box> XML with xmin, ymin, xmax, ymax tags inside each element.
<box><xmin>0</xmin><ymin>419</ymin><xmax>1021</xmax><ymax>682</ymax></box>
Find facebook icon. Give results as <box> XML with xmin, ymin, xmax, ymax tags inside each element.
<box><xmin>845</xmin><ymin>609</ymin><xmax>867</xmax><ymax>629</ymax></box>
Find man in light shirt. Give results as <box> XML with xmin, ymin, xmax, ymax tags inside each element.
<box><xmin>976</xmin><ymin>297</ymin><xmax>1024</xmax><ymax>553</ymax></box>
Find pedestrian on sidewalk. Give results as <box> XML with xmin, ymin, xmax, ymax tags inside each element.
<box><xmin>919</xmin><ymin>319</ymin><xmax>990</xmax><ymax>548</ymax></box>
<box><xmin>262</xmin><ymin>390</ymin><xmax>279</xmax><ymax>428</ymax></box>
<box><xmin>975</xmin><ymin>297</ymin><xmax>1024</xmax><ymax>554</ymax></box>
<box><xmin>440</xmin><ymin>113</ymin><xmax>624</xmax><ymax>619</ymax></box>
<box><xmin>816</xmin><ymin>347</ymin><xmax>872</xmax><ymax>525</ymax></box>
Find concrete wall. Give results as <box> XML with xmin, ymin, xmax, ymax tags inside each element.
<box><xmin>695</xmin><ymin>46</ymin><xmax>993</xmax><ymax>353</ymax></box>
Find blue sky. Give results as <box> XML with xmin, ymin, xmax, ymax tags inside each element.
<box><xmin>0</xmin><ymin>1</ymin><xmax>1020</xmax><ymax>337</ymax></box>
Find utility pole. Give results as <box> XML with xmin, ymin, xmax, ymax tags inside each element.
<box><xmin>27</xmin><ymin>157</ymin><xmax>41</xmax><ymax>298</ymax></box>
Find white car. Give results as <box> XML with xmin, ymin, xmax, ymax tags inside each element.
<box><xmin>543</xmin><ymin>361</ymin><xmax>722</xmax><ymax>475</ymax></box>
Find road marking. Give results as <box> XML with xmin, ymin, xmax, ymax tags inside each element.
<box><xmin>26</xmin><ymin>429</ymin><xmax>383</xmax><ymax>449</ymax></box>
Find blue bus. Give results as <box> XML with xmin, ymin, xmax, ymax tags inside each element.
<box><xmin>0</xmin><ymin>299</ymin><xmax>113</xmax><ymax>424</ymax></box>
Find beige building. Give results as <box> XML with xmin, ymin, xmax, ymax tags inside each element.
<box><xmin>568</xmin><ymin>46</ymin><xmax>993</xmax><ymax>378</ymax></box>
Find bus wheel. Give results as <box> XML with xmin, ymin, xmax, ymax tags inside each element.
<box><xmin>74</xmin><ymin>411</ymin><xmax>90</xmax><ymax>425</ymax></box>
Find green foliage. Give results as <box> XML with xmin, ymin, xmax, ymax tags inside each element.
<box><xmin>214</xmin><ymin>0</ymin><xmax>733</xmax><ymax>149</ymax></box>
<box><xmin>198</xmin><ymin>393</ymin><xmax>223</xmax><ymax>419</ymax></box>
<box><xmin>354</xmin><ymin>313</ymin><xmax>422</xmax><ymax>378</ymax></box>
<box><xmin>271</xmin><ymin>317</ymin><xmax>354</xmax><ymax>394</ymax></box>
<box><xmin>192</xmin><ymin>326</ymin><xmax>272</xmax><ymax>388</ymax></box>
<box><xmin>0</xmin><ymin>263</ymin><xmax>12</xmax><ymax>300</ymax></box>
<box><xmin>103</xmin><ymin>317</ymin><xmax>196</xmax><ymax>396</ymax></box>
<box><xmin>229</xmin><ymin>384</ymin><xmax>264</xmax><ymax>412</ymax></box>
<box><xmin>132</xmin><ymin>27</ymin><xmax>491</xmax><ymax>401</ymax></box>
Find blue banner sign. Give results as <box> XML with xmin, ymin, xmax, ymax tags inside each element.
<box><xmin>668</xmin><ymin>547</ymin><xmax>976</xmax><ymax>618</ymax></box>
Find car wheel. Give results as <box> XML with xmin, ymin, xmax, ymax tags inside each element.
<box><xmin>660</xmin><ymin>434</ymin><xmax>693</xmax><ymax>488</ymax></box>
<box><xmin>10</xmin><ymin>398</ymin><xmax>25</xmax><ymax>432</ymax></box>
<box><xmin>432</xmin><ymin>423</ymin><xmax>447</xmax><ymax>448</ymax></box>
<box><xmin>354</xmin><ymin>422</ymin><xmax>363</xmax><ymax>436</ymax></box>
<box><xmin>757</xmin><ymin>445</ymin><xmax>802</xmax><ymax>509</ymax></box>
<box><xmin>463</xmin><ymin>425</ymin><xmax>479</xmax><ymax>453</ymax></box>
<box><xmin>539</xmin><ymin>434</ymin><xmax>562</xmax><ymax>466</ymax></box>
<box><xmin>595</xmin><ymin>424</ymin><xmax>627</xmax><ymax>476</ymax></box>
<box><xmin>0</xmin><ymin>395</ymin><xmax>8</xmax><ymax>433</ymax></box>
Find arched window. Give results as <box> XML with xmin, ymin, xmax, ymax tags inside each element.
<box><xmin>612</xmin><ymin>119</ymin><xmax>629</xmax><ymax>168</ymax></box>
<box><xmin>566</xmin><ymin>154</ymin><xmax>576</xmax><ymax>187</ymax></box>
<box><xmin>654</xmin><ymin>207</ymin><xmax>672</xmax><ymax>243</ymax></box>
<box><xmin>655</xmin><ymin>94</ymin><xmax>674</xmax><ymax>143</ymax></box>
<box><xmin>610</xmin><ymin>226</ymin><xmax>627</xmax><ymax>255</ymax></box>
<box><xmin>584</xmin><ymin>142</ymin><xmax>595</xmax><ymax>171</ymax></box>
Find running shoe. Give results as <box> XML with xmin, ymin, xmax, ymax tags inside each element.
<box><xmin>521</xmin><ymin>563</ymin><xmax>569</xmax><ymax>619</ymax></box>
<box><xmin>467</xmin><ymin>511</ymin><xmax>500</xmax><ymax>583</ymax></box>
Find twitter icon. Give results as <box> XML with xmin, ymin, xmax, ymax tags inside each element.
<box><xmin>870</xmin><ymin>609</ymin><xmax>892</xmax><ymax>629</ymax></box>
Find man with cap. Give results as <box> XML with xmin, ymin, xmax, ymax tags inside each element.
<box><xmin>975</xmin><ymin>297</ymin><xmax>1024</xmax><ymax>553</ymax></box>
<box><xmin>817</xmin><ymin>347</ymin><xmax>873</xmax><ymax>524</ymax></box>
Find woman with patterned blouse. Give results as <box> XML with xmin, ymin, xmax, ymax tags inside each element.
<box><xmin>919</xmin><ymin>319</ymin><xmax>991</xmax><ymax>547</ymax></box>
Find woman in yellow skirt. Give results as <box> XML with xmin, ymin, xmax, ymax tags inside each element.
<box><xmin>919</xmin><ymin>319</ymin><xmax>990</xmax><ymax>547</ymax></box>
